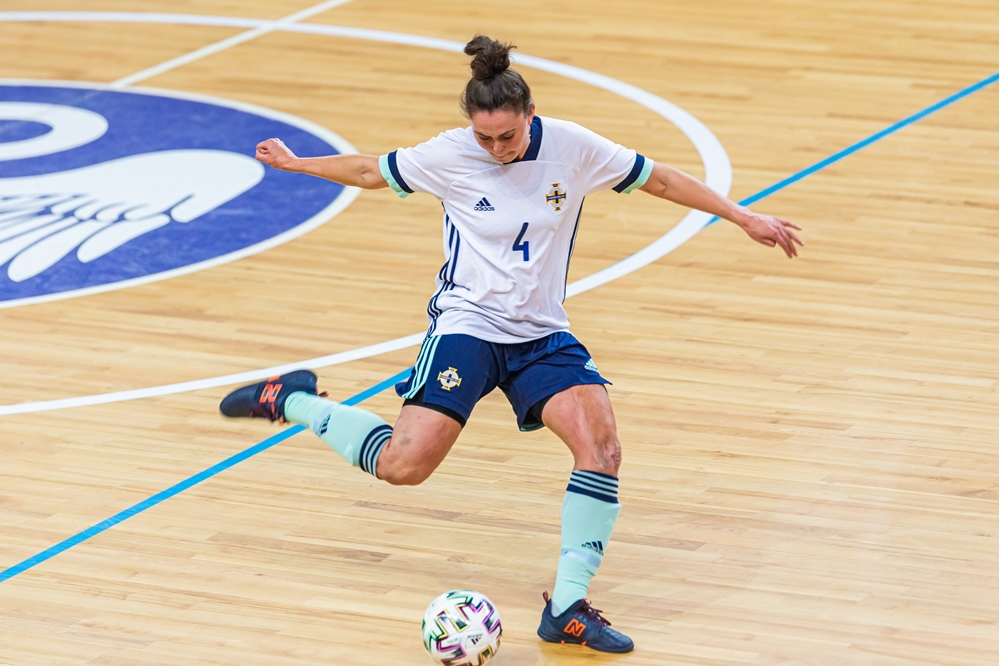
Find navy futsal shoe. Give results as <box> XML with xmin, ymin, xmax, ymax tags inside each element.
<box><xmin>537</xmin><ymin>592</ymin><xmax>634</xmax><ymax>653</ymax></box>
<box><xmin>219</xmin><ymin>370</ymin><xmax>319</xmax><ymax>422</ymax></box>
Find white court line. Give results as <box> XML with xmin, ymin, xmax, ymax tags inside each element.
<box><xmin>111</xmin><ymin>0</ymin><xmax>355</xmax><ymax>87</ymax></box>
<box><xmin>0</xmin><ymin>13</ymin><xmax>732</xmax><ymax>416</ymax></box>
<box><xmin>1</xmin><ymin>334</ymin><xmax>426</xmax><ymax>415</ymax></box>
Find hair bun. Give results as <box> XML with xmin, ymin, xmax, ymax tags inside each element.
<box><xmin>460</xmin><ymin>35</ymin><xmax>533</xmax><ymax>116</ymax></box>
<box><xmin>464</xmin><ymin>35</ymin><xmax>514</xmax><ymax>81</ymax></box>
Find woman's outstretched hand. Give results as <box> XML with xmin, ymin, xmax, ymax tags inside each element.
<box><xmin>738</xmin><ymin>211</ymin><xmax>805</xmax><ymax>258</ymax></box>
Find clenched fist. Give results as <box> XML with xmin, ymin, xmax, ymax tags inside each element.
<box><xmin>255</xmin><ymin>138</ymin><xmax>297</xmax><ymax>170</ymax></box>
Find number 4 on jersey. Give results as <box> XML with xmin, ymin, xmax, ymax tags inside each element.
<box><xmin>512</xmin><ymin>222</ymin><xmax>530</xmax><ymax>261</ymax></box>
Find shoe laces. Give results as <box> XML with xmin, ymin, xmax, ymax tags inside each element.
<box><xmin>579</xmin><ymin>599</ymin><xmax>612</xmax><ymax>627</ymax></box>
<box><xmin>542</xmin><ymin>592</ymin><xmax>612</xmax><ymax>627</ymax></box>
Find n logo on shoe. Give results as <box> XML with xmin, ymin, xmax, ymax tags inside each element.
<box><xmin>564</xmin><ymin>619</ymin><xmax>587</xmax><ymax>637</ymax></box>
<box><xmin>260</xmin><ymin>383</ymin><xmax>282</xmax><ymax>403</ymax></box>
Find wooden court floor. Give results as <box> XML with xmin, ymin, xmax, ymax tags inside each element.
<box><xmin>0</xmin><ymin>1</ymin><xmax>997</xmax><ymax>664</ymax></box>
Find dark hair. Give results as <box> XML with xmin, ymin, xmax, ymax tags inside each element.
<box><xmin>460</xmin><ymin>35</ymin><xmax>533</xmax><ymax>117</ymax></box>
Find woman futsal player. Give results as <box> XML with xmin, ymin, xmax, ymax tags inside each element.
<box><xmin>221</xmin><ymin>35</ymin><xmax>803</xmax><ymax>653</ymax></box>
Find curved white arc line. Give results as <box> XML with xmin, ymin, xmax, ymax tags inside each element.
<box><xmin>0</xmin><ymin>15</ymin><xmax>731</xmax><ymax>193</ymax></box>
<box><xmin>0</xmin><ymin>15</ymin><xmax>731</xmax><ymax>415</ymax></box>
<box><xmin>0</xmin><ymin>333</ymin><xmax>425</xmax><ymax>416</ymax></box>
<box><xmin>0</xmin><ymin>80</ymin><xmax>362</xmax><ymax>310</ymax></box>
<box><xmin>0</xmin><ymin>16</ymin><xmax>731</xmax><ymax>192</ymax></box>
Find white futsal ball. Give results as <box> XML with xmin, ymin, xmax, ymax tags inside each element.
<box><xmin>421</xmin><ymin>590</ymin><xmax>502</xmax><ymax>666</ymax></box>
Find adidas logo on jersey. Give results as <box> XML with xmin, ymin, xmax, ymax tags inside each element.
<box><xmin>582</xmin><ymin>540</ymin><xmax>605</xmax><ymax>555</ymax></box>
<box><xmin>474</xmin><ymin>197</ymin><xmax>495</xmax><ymax>211</ymax></box>
<box><xmin>584</xmin><ymin>358</ymin><xmax>599</xmax><ymax>373</ymax></box>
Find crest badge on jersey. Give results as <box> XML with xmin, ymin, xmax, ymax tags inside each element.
<box><xmin>0</xmin><ymin>82</ymin><xmax>355</xmax><ymax>308</ymax></box>
<box><xmin>546</xmin><ymin>182</ymin><xmax>567</xmax><ymax>211</ymax></box>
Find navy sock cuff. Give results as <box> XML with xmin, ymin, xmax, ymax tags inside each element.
<box><xmin>566</xmin><ymin>470</ymin><xmax>619</xmax><ymax>504</ymax></box>
<box><xmin>359</xmin><ymin>425</ymin><xmax>393</xmax><ymax>478</ymax></box>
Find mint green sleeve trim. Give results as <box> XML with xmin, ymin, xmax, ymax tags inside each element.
<box><xmin>621</xmin><ymin>157</ymin><xmax>654</xmax><ymax>195</ymax></box>
<box><xmin>378</xmin><ymin>153</ymin><xmax>409</xmax><ymax>199</ymax></box>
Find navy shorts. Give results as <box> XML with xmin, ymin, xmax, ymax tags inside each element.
<box><xmin>394</xmin><ymin>332</ymin><xmax>610</xmax><ymax>431</ymax></box>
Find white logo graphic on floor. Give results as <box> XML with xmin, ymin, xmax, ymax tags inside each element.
<box><xmin>0</xmin><ymin>83</ymin><xmax>355</xmax><ymax>306</ymax></box>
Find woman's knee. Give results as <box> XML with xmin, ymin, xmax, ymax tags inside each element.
<box><xmin>378</xmin><ymin>461</ymin><xmax>433</xmax><ymax>486</ymax></box>
<box><xmin>374</xmin><ymin>437</ymin><xmax>438</xmax><ymax>486</ymax></box>
<box><xmin>380</xmin><ymin>471</ymin><xmax>425</xmax><ymax>486</ymax></box>
<box><xmin>595</xmin><ymin>435</ymin><xmax>622</xmax><ymax>474</ymax></box>
<box><xmin>575</xmin><ymin>433</ymin><xmax>621</xmax><ymax>475</ymax></box>
<box><xmin>376</xmin><ymin>406</ymin><xmax>461</xmax><ymax>485</ymax></box>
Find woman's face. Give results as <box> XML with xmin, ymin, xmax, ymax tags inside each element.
<box><xmin>470</xmin><ymin>105</ymin><xmax>535</xmax><ymax>163</ymax></box>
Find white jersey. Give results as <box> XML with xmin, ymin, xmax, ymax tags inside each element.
<box><xmin>379</xmin><ymin>115</ymin><xmax>653</xmax><ymax>343</ymax></box>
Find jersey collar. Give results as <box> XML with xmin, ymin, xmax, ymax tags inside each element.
<box><xmin>507</xmin><ymin>115</ymin><xmax>543</xmax><ymax>163</ymax></box>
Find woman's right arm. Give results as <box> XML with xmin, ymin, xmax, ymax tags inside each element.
<box><xmin>255</xmin><ymin>138</ymin><xmax>388</xmax><ymax>190</ymax></box>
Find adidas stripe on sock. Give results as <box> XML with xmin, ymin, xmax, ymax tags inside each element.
<box><xmin>359</xmin><ymin>424</ymin><xmax>392</xmax><ymax>478</ymax></box>
<box><xmin>566</xmin><ymin>470</ymin><xmax>620</xmax><ymax>504</ymax></box>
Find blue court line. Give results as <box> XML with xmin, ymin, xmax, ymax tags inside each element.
<box><xmin>1</xmin><ymin>73</ymin><xmax>996</xmax><ymax>585</ymax></box>
<box><xmin>0</xmin><ymin>368</ymin><xmax>412</xmax><ymax>584</ymax></box>
<box><xmin>706</xmin><ymin>72</ymin><xmax>999</xmax><ymax>225</ymax></box>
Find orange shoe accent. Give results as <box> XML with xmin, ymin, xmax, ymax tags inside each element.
<box><xmin>564</xmin><ymin>618</ymin><xmax>587</xmax><ymax>637</ymax></box>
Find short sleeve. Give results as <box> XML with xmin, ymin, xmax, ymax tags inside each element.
<box><xmin>571</xmin><ymin>123</ymin><xmax>654</xmax><ymax>196</ymax></box>
<box><xmin>612</xmin><ymin>154</ymin><xmax>655</xmax><ymax>194</ymax></box>
<box><xmin>379</xmin><ymin>131</ymin><xmax>461</xmax><ymax>201</ymax></box>
<box><xmin>378</xmin><ymin>152</ymin><xmax>413</xmax><ymax>199</ymax></box>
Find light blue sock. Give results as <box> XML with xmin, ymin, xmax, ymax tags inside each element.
<box><xmin>550</xmin><ymin>470</ymin><xmax>621</xmax><ymax>615</ymax></box>
<box><xmin>283</xmin><ymin>392</ymin><xmax>391</xmax><ymax>478</ymax></box>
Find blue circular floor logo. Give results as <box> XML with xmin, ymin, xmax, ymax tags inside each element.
<box><xmin>0</xmin><ymin>82</ymin><xmax>355</xmax><ymax>307</ymax></box>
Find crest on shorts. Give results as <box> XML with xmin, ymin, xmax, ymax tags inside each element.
<box><xmin>437</xmin><ymin>367</ymin><xmax>463</xmax><ymax>391</ymax></box>
<box><xmin>546</xmin><ymin>183</ymin><xmax>567</xmax><ymax>211</ymax></box>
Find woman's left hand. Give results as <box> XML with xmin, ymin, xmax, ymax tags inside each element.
<box><xmin>738</xmin><ymin>211</ymin><xmax>805</xmax><ymax>258</ymax></box>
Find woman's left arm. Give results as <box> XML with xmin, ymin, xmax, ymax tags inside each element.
<box><xmin>639</xmin><ymin>162</ymin><xmax>804</xmax><ymax>258</ymax></box>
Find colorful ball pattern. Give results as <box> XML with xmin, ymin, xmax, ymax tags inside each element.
<box><xmin>421</xmin><ymin>590</ymin><xmax>502</xmax><ymax>666</ymax></box>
